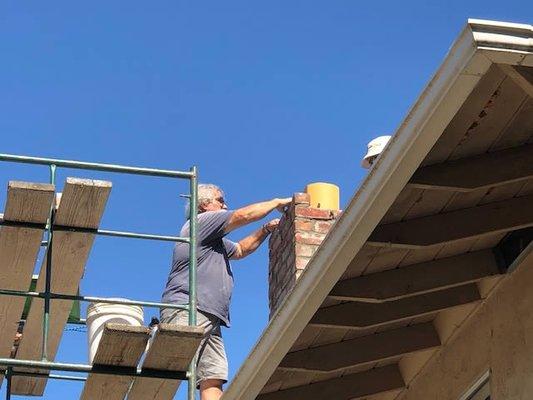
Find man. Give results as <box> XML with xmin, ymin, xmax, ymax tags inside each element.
<box><xmin>161</xmin><ymin>184</ymin><xmax>291</xmax><ymax>400</ymax></box>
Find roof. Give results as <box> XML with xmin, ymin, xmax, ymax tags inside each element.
<box><xmin>223</xmin><ymin>19</ymin><xmax>533</xmax><ymax>400</ymax></box>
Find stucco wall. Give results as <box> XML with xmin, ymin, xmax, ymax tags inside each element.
<box><xmin>398</xmin><ymin>248</ymin><xmax>533</xmax><ymax>400</ymax></box>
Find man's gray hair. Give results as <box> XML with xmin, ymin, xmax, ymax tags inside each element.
<box><xmin>184</xmin><ymin>183</ymin><xmax>224</xmax><ymax>218</ymax></box>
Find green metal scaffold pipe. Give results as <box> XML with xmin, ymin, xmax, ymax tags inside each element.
<box><xmin>188</xmin><ymin>165</ymin><xmax>199</xmax><ymax>400</ymax></box>
<box><xmin>0</xmin><ymin>153</ymin><xmax>194</xmax><ymax>179</ymax></box>
<box><xmin>42</xmin><ymin>164</ymin><xmax>56</xmax><ymax>361</ymax></box>
<box><xmin>0</xmin><ymin>154</ymin><xmax>200</xmax><ymax>400</ymax></box>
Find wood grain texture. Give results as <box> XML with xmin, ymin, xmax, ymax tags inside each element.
<box><xmin>0</xmin><ymin>182</ymin><xmax>55</xmax><ymax>360</ymax></box>
<box><xmin>3</xmin><ymin>181</ymin><xmax>55</xmax><ymax>223</ymax></box>
<box><xmin>448</xmin><ymin>76</ymin><xmax>527</xmax><ymax>161</ymax></box>
<box><xmin>423</xmin><ymin>65</ymin><xmax>507</xmax><ymax>166</ymax></box>
<box><xmin>310</xmin><ymin>284</ymin><xmax>480</xmax><ymax>329</ymax></box>
<box><xmin>279</xmin><ymin>323</ymin><xmax>440</xmax><ymax>372</ymax></box>
<box><xmin>80</xmin><ymin>324</ymin><xmax>151</xmax><ymax>400</ymax></box>
<box><xmin>257</xmin><ymin>365</ymin><xmax>404</xmax><ymax>400</ymax></box>
<box><xmin>409</xmin><ymin>144</ymin><xmax>533</xmax><ymax>191</ymax></box>
<box><xmin>127</xmin><ymin>323</ymin><xmax>204</xmax><ymax>400</ymax></box>
<box><xmin>490</xmin><ymin>98</ymin><xmax>533</xmax><ymax>151</ymax></box>
<box><xmin>12</xmin><ymin>178</ymin><xmax>112</xmax><ymax>396</ymax></box>
<box><xmin>368</xmin><ymin>194</ymin><xmax>533</xmax><ymax>248</ymax></box>
<box><xmin>330</xmin><ymin>250</ymin><xmax>500</xmax><ymax>302</ymax></box>
<box><xmin>500</xmin><ymin>64</ymin><xmax>533</xmax><ymax>98</ymax></box>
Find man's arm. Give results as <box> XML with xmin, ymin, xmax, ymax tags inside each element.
<box><xmin>231</xmin><ymin>219</ymin><xmax>279</xmax><ymax>259</ymax></box>
<box><xmin>225</xmin><ymin>198</ymin><xmax>291</xmax><ymax>233</ymax></box>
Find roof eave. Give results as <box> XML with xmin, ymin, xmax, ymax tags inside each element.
<box><xmin>222</xmin><ymin>19</ymin><xmax>533</xmax><ymax>400</ymax></box>
<box><xmin>469</xmin><ymin>18</ymin><xmax>533</xmax><ymax>64</ymax></box>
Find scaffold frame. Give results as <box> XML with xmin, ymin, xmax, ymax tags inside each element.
<box><xmin>0</xmin><ymin>153</ymin><xmax>199</xmax><ymax>400</ymax></box>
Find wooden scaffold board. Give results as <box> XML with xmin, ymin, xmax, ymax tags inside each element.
<box><xmin>12</xmin><ymin>177</ymin><xmax>112</xmax><ymax>396</ymax></box>
<box><xmin>0</xmin><ymin>182</ymin><xmax>55</xmax><ymax>386</ymax></box>
<box><xmin>80</xmin><ymin>323</ymin><xmax>151</xmax><ymax>400</ymax></box>
<box><xmin>127</xmin><ymin>323</ymin><xmax>204</xmax><ymax>400</ymax></box>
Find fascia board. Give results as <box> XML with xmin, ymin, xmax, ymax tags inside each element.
<box><xmin>222</xmin><ymin>20</ymin><xmax>531</xmax><ymax>400</ymax></box>
<box><xmin>468</xmin><ymin>19</ymin><xmax>533</xmax><ymax>65</ymax></box>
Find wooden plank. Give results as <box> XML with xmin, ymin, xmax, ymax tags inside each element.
<box><xmin>491</xmin><ymin>98</ymin><xmax>533</xmax><ymax>151</ymax></box>
<box><xmin>80</xmin><ymin>323</ymin><xmax>151</xmax><ymax>400</ymax></box>
<box><xmin>307</xmin><ymin>327</ymin><xmax>348</xmax><ymax>349</ymax></box>
<box><xmin>279</xmin><ymin>323</ymin><xmax>440</xmax><ymax>372</ymax></box>
<box><xmin>263</xmin><ymin>366</ymin><xmax>388</xmax><ymax>396</ymax></box>
<box><xmin>329</xmin><ymin>249</ymin><xmax>500</xmax><ymax>302</ymax></box>
<box><xmin>368</xmin><ymin>194</ymin><xmax>533</xmax><ymax>248</ymax></box>
<box><xmin>0</xmin><ymin>182</ymin><xmax>55</xmax><ymax>361</ymax></box>
<box><xmin>397</xmin><ymin>223</ymin><xmax>506</xmax><ymax>391</ymax></box>
<box><xmin>402</xmin><ymin>190</ymin><xmax>453</xmax><ymax>220</ymax></box>
<box><xmin>448</xmin><ymin>76</ymin><xmax>527</xmax><ymax>161</ymax></box>
<box><xmin>290</xmin><ymin>326</ymin><xmax>323</xmax><ymax>352</ymax></box>
<box><xmin>1</xmin><ymin>181</ymin><xmax>55</xmax><ymax>223</ymax></box>
<box><xmin>379</xmin><ymin>68</ymin><xmax>509</xmax><ymax>252</ymax></box>
<box><xmin>380</xmin><ymin>188</ymin><xmax>424</xmax><ymax>224</ymax></box>
<box><xmin>423</xmin><ymin>65</ymin><xmax>507</xmax><ymax>166</ymax></box>
<box><xmin>361</xmin><ymin>247</ymin><xmax>409</xmax><ymax>275</ymax></box>
<box><xmin>278</xmin><ymin>369</ymin><xmax>316</xmax><ymax>391</ymax></box>
<box><xmin>261</xmin><ymin>369</ymin><xmax>296</xmax><ymax>394</ymax></box>
<box><xmin>256</xmin><ymin>364</ymin><xmax>404</xmax><ymax>400</ymax></box>
<box><xmin>397</xmin><ymin>245</ymin><xmax>443</xmax><ymax>268</ymax></box>
<box><xmin>341</xmin><ymin>245</ymin><xmax>380</xmax><ymax>280</ymax></box>
<box><xmin>309</xmin><ymin>284</ymin><xmax>480</xmax><ymax>329</ymax></box>
<box><xmin>12</xmin><ymin>178</ymin><xmax>112</xmax><ymax>396</ymax></box>
<box><xmin>409</xmin><ymin>144</ymin><xmax>533</xmax><ymax>191</ymax></box>
<box><xmin>499</xmin><ymin>64</ymin><xmax>533</xmax><ymax>98</ymax></box>
<box><xmin>127</xmin><ymin>323</ymin><xmax>204</xmax><ymax>400</ymax></box>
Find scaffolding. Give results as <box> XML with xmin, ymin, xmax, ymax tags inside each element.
<box><xmin>0</xmin><ymin>153</ymin><xmax>199</xmax><ymax>400</ymax></box>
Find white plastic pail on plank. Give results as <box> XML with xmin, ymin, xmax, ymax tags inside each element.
<box><xmin>86</xmin><ymin>301</ymin><xmax>144</xmax><ymax>364</ymax></box>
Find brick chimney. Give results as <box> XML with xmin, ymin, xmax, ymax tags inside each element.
<box><xmin>268</xmin><ymin>193</ymin><xmax>340</xmax><ymax>318</ymax></box>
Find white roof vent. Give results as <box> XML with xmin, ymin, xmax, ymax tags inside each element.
<box><xmin>361</xmin><ymin>135</ymin><xmax>392</xmax><ymax>169</ymax></box>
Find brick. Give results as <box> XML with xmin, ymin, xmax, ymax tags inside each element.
<box><xmin>295</xmin><ymin>232</ymin><xmax>326</xmax><ymax>245</ymax></box>
<box><xmin>314</xmin><ymin>220</ymin><xmax>334</xmax><ymax>233</ymax></box>
<box><xmin>295</xmin><ymin>243</ymin><xmax>317</xmax><ymax>258</ymax></box>
<box><xmin>331</xmin><ymin>210</ymin><xmax>343</xmax><ymax>218</ymax></box>
<box><xmin>294</xmin><ymin>219</ymin><xmax>314</xmax><ymax>231</ymax></box>
<box><xmin>296</xmin><ymin>256</ymin><xmax>310</xmax><ymax>270</ymax></box>
<box><xmin>293</xmin><ymin>192</ymin><xmax>310</xmax><ymax>205</ymax></box>
<box><xmin>269</xmin><ymin>202</ymin><xmax>341</xmax><ymax>318</ymax></box>
<box><xmin>295</xmin><ymin>206</ymin><xmax>334</xmax><ymax>220</ymax></box>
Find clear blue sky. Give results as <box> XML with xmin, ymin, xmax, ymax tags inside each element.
<box><xmin>0</xmin><ymin>1</ymin><xmax>531</xmax><ymax>398</ymax></box>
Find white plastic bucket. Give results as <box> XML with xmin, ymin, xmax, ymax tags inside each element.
<box><xmin>86</xmin><ymin>300</ymin><xmax>144</xmax><ymax>364</ymax></box>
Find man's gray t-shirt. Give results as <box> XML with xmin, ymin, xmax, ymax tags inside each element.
<box><xmin>162</xmin><ymin>210</ymin><xmax>238</xmax><ymax>327</ymax></box>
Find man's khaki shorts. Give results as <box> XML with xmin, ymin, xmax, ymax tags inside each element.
<box><xmin>160</xmin><ymin>308</ymin><xmax>228</xmax><ymax>387</ymax></box>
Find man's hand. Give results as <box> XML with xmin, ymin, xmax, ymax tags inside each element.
<box><xmin>230</xmin><ymin>199</ymin><xmax>291</xmax><ymax>259</ymax></box>
<box><xmin>233</xmin><ymin>218</ymin><xmax>282</xmax><ymax>259</ymax></box>
<box><xmin>263</xmin><ymin>218</ymin><xmax>281</xmax><ymax>234</ymax></box>
<box><xmin>226</xmin><ymin>197</ymin><xmax>292</xmax><ymax>233</ymax></box>
<box><xmin>275</xmin><ymin>198</ymin><xmax>292</xmax><ymax>213</ymax></box>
